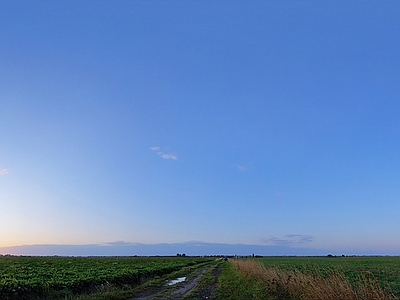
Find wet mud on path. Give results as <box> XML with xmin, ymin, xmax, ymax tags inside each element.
<box><xmin>130</xmin><ymin>262</ymin><xmax>222</xmax><ymax>300</ymax></box>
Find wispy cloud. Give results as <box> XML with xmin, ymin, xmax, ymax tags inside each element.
<box><xmin>0</xmin><ymin>168</ymin><xmax>9</xmax><ymax>175</ymax></box>
<box><xmin>103</xmin><ymin>241</ymin><xmax>132</xmax><ymax>246</ymax></box>
<box><xmin>263</xmin><ymin>234</ymin><xmax>314</xmax><ymax>246</ymax></box>
<box><xmin>235</xmin><ymin>164</ymin><xmax>251</xmax><ymax>172</ymax></box>
<box><xmin>236</xmin><ymin>164</ymin><xmax>247</xmax><ymax>172</ymax></box>
<box><xmin>150</xmin><ymin>147</ymin><xmax>178</xmax><ymax>160</ymax></box>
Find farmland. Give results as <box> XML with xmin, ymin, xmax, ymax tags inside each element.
<box><xmin>259</xmin><ymin>256</ymin><xmax>400</xmax><ymax>295</ymax></box>
<box><xmin>218</xmin><ymin>256</ymin><xmax>400</xmax><ymax>300</ymax></box>
<box><xmin>1</xmin><ymin>255</ymin><xmax>400</xmax><ymax>299</ymax></box>
<box><xmin>0</xmin><ymin>256</ymin><xmax>213</xmax><ymax>300</ymax></box>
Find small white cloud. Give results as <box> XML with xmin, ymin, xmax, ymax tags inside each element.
<box><xmin>159</xmin><ymin>153</ymin><xmax>178</xmax><ymax>160</ymax></box>
<box><xmin>0</xmin><ymin>168</ymin><xmax>9</xmax><ymax>175</ymax></box>
<box><xmin>150</xmin><ymin>147</ymin><xmax>178</xmax><ymax>160</ymax></box>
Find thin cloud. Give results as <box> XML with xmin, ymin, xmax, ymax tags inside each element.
<box><xmin>150</xmin><ymin>146</ymin><xmax>178</xmax><ymax>160</ymax></box>
<box><xmin>235</xmin><ymin>164</ymin><xmax>251</xmax><ymax>172</ymax></box>
<box><xmin>236</xmin><ymin>165</ymin><xmax>247</xmax><ymax>172</ymax></box>
<box><xmin>263</xmin><ymin>234</ymin><xmax>314</xmax><ymax>246</ymax></box>
<box><xmin>0</xmin><ymin>241</ymin><xmax>328</xmax><ymax>256</ymax></box>
<box><xmin>0</xmin><ymin>168</ymin><xmax>9</xmax><ymax>175</ymax></box>
<box><xmin>103</xmin><ymin>241</ymin><xmax>132</xmax><ymax>246</ymax></box>
<box><xmin>159</xmin><ymin>153</ymin><xmax>178</xmax><ymax>160</ymax></box>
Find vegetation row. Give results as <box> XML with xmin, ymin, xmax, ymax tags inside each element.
<box><xmin>0</xmin><ymin>256</ymin><xmax>211</xmax><ymax>300</ymax></box>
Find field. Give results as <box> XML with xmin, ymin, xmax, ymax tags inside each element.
<box><xmin>1</xmin><ymin>256</ymin><xmax>400</xmax><ymax>299</ymax></box>
<box><xmin>0</xmin><ymin>256</ymin><xmax>213</xmax><ymax>300</ymax></box>
<box><xmin>218</xmin><ymin>256</ymin><xmax>400</xmax><ymax>300</ymax></box>
<box><xmin>260</xmin><ymin>256</ymin><xmax>400</xmax><ymax>295</ymax></box>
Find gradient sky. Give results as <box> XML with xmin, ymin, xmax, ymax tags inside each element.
<box><xmin>1</xmin><ymin>1</ymin><xmax>400</xmax><ymax>255</ymax></box>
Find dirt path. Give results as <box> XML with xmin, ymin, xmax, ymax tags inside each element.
<box><xmin>185</xmin><ymin>263</ymin><xmax>222</xmax><ymax>299</ymax></box>
<box><xmin>170</xmin><ymin>268</ymin><xmax>209</xmax><ymax>298</ymax></box>
<box><xmin>130</xmin><ymin>262</ymin><xmax>222</xmax><ymax>300</ymax></box>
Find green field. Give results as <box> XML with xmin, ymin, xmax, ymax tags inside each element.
<box><xmin>1</xmin><ymin>256</ymin><xmax>400</xmax><ymax>300</ymax></box>
<box><xmin>218</xmin><ymin>256</ymin><xmax>400</xmax><ymax>300</ymax></box>
<box><xmin>0</xmin><ymin>256</ymin><xmax>212</xmax><ymax>300</ymax></box>
<box><xmin>259</xmin><ymin>256</ymin><xmax>400</xmax><ymax>295</ymax></box>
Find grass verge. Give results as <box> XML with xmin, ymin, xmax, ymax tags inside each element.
<box><xmin>216</xmin><ymin>260</ymin><xmax>269</xmax><ymax>300</ymax></box>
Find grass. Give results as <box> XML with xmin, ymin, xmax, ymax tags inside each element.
<box><xmin>217</xmin><ymin>260</ymin><xmax>268</xmax><ymax>300</ymax></box>
<box><xmin>216</xmin><ymin>258</ymin><xmax>398</xmax><ymax>300</ymax></box>
<box><xmin>259</xmin><ymin>256</ymin><xmax>400</xmax><ymax>297</ymax></box>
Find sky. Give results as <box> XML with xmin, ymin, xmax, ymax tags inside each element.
<box><xmin>1</xmin><ymin>1</ymin><xmax>400</xmax><ymax>256</ymax></box>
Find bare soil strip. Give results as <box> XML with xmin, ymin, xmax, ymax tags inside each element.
<box><xmin>130</xmin><ymin>264</ymin><xmax>217</xmax><ymax>300</ymax></box>
<box><xmin>184</xmin><ymin>263</ymin><xmax>223</xmax><ymax>300</ymax></box>
<box><xmin>171</xmin><ymin>268</ymin><xmax>209</xmax><ymax>298</ymax></box>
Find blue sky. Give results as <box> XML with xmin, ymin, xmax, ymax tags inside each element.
<box><xmin>1</xmin><ymin>1</ymin><xmax>400</xmax><ymax>256</ymax></box>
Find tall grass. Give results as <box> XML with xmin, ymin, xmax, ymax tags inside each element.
<box><xmin>230</xmin><ymin>259</ymin><xmax>396</xmax><ymax>300</ymax></box>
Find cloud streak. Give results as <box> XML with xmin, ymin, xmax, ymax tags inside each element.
<box><xmin>235</xmin><ymin>163</ymin><xmax>253</xmax><ymax>173</ymax></box>
<box><xmin>263</xmin><ymin>234</ymin><xmax>314</xmax><ymax>246</ymax></box>
<box><xmin>0</xmin><ymin>241</ymin><xmax>328</xmax><ymax>257</ymax></box>
<box><xmin>0</xmin><ymin>168</ymin><xmax>9</xmax><ymax>175</ymax></box>
<box><xmin>236</xmin><ymin>164</ymin><xmax>247</xmax><ymax>172</ymax></box>
<box><xmin>150</xmin><ymin>147</ymin><xmax>178</xmax><ymax>160</ymax></box>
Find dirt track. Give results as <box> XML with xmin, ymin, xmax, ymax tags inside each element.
<box><xmin>130</xmin><ymin>262</ymin><xmax>222</xmax><ymax>300</ymax></box>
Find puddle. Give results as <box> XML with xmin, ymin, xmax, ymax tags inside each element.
<box><xmin>167</xmin><ymin>277</ymin><xmax>186</xmax><ymax>286</ymax></box>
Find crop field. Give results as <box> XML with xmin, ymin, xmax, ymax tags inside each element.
<box><xmin>0</xmin><ymin>256</ymin><xmax>212</xmax><ymax>300</ymax></box>
<box><xmin>2</xmin><ymin>256</ymin><xmax>400</xmax><ymax>300</ymax></box>
<box><xmin>260</xmin><ymin>256</ymin><xmax>400</xmax><ymax>295</ymax></box>
<box><xmin>218</xmin><ymin>256</ymin><xmax>400</xmax><ymax>300</ymax></box>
